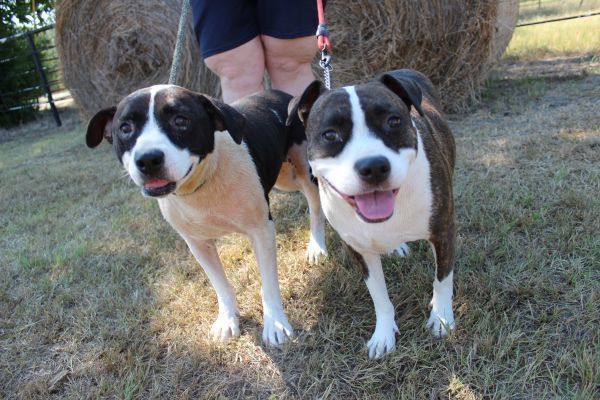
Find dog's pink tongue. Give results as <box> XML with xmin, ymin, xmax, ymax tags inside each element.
<box><xmin>354</xmin><ymin>190</ymin><xmax>396</xmax><ymax>220</ymax></box>
<box><xmin>144</xmin><ymin>179</ymin><xmax>170</xmax><ymax>189</ymax></box>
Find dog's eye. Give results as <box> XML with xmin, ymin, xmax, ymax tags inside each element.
<box><xmin>387</xmin><ymin>116</ymin><xmax>401</xmax><ymax>128</ymax></box>
<box><xmin>120</xmin><ymin>122</ymin><xmax>133</xmax><ymax>134</ymax></box>
<box><xmin>321</xmin><ymin>130</ymin><xmax>341</xmax><ymax>142</ymax></box>
<box><xmin>173</xmin><ymin>116</ymin><xmax>189</xmax><ymax>129</ymax></box>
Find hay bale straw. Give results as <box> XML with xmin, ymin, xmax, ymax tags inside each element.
<box><xmin>55</xmin><ymin>0</ymin><xmax>220</xmax><ymax>118</ymax></box>
<box><xmin>325</xmin><ymin>0</ymin><xmax>517</xmax><ymax>110</ymax></box>
<box><xmin>491</xmin><ymin>0</ymin><xmax>520</xmax><ymax>63</ymax></box>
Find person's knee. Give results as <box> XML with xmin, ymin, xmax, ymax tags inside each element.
<box><xmin>205</xmin><ymin>54</ymin><xmax>264</xmax><ymax>90</ymax></box>
<box><xmin>267</xmin><ymin>56</ymin><xmax>311</xmax><ymax>80</ymax></box>
<box><xmin>203</xmin><ymin>38</ymin><xmax>266</xmax><ymax>97</ymax></box>
<box><xmin>263</xmin><ymin>36</ymin><xmax>316</xmax><ymax>78</ymax></box>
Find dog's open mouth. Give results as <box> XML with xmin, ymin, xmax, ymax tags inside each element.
<box><xmin>142</xmin><ymin>179</ymin><xmax>176</xmax><ymax>197</ymax></box>
<box><xmin>324</xmin><ymin>180</ymin><xmax>398</xmax><ymax>223</ymax></box>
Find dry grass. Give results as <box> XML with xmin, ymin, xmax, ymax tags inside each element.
<box><xmin>518</xmin><ymin>0</ymin><xmax>600</xmax><ymax>23</ymax></box>
<box><xmin>505</xmin><ymin>0</ymin><xmax>600</xmax><ymax>60</ymax></box>
<box><xmin>505</xmin><ymin>16</ymin><xmax>600</xmax><ymax>59</ymax></box>
<box><xmin>1</xmin><ymin>58</ymin><xmax>599</xmax><ymax>399</ymax></box>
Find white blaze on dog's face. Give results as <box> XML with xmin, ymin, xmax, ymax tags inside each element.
<box><xmin>86</xmin><ymin>85</ymin><xmax>244</xmax><ymax>197</ymax></box>
<box><xmin>302</xmin><ymin>80</ymin><xmax>423</xmax><ymax>223</ymax></box>
<box><xmin>121</xmin><ymin>85</ymin><xmax>199</xmax><ymax>196</ymax></box>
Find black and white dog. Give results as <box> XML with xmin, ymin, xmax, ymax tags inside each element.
<box><xmin>288</xmin><ymin>69</ymin><xmax>456</xmax><ymax>358</ymax></box>
<box><xmin>86</xmin><ymin>85</ymin><xmax>327</xmax><ymax>346</ymax></box>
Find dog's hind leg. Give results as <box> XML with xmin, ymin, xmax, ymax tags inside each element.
<box><xmin>184</xmin><ymin>238</ymin><xmax>241</xmax><ymax>341</ymax></box>
<box><xmin>287</xmin><ymin>143</ymin><xmax>327</xmax><ymax>263</ymax></box>
<box><xmin>248</xmin><ymin>220</ymin><xmax>294</xmax><ymax>346</ymax></box>
<box><xmin>426</xmin><ymin>233</ymin><xmax>456</xmax><ymax>337</ymax></box>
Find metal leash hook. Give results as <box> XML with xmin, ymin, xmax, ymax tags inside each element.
<box><xmin>315</xmin><ymin>0</ymin><xmax>332</xmax><ymax>90</ymax></box>
<box><xmin>319</xmin><ymin>44</ymin><xmax>333</xmax><ymax>90</ymax></box>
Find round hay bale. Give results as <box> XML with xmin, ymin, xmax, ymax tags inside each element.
<box><xmin>55</xmin><ymin>0</ymin><xmax>220</xmax><ymax>118</ymax></box>
<box><xmin>490</xmin><ymin>0</ymin><xmax>519</xmax><ymax>63</ymax></box>
<box><xmin>324</xmin><ymin>0</ymin><xmax>517</xmax><ymax>110</ymax></box>
<box><xmin>57</xmin><ymin>0</ymin><xmax>518</xmax><ymax>116</ymax></box>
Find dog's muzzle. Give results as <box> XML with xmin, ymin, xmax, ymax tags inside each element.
<box><xmin>135</xmin><ymin>150</ymin><xmax>176</xmax><ymax>197</ymax></box>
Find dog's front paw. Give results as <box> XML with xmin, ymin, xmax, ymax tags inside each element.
<box><xmin>426</xmin><ymin>308</ymin><xmax>455</xmax><ymax>338</ymax></box>
<box><xmin>210</xmin><ymin>313</ymin><xmax>240</xmax><ymax>341</ymax></box>
<box><xmin>307</xmin><ymin>236</ymin><xmax>327</xmax><ymax>264</ymax></box>
<box><xmin>389</xmin><ymin>243</ymin><xmax>409</xmax><ymax>257</ymax></box>
<box><xmin>367</xmin><ymin>320</ymin><xmax>399</xmax><ymax>359</ymax></box>
<box><xmin>263</xmin><ymin>312</ymin><xmax>294</xmax><ymax>346</ymax></box>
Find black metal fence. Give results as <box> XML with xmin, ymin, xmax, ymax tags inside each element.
<box><xmin>0</xmin><ymin>24</ymin><xmax>69</xmax><ymax>127</ymax></box>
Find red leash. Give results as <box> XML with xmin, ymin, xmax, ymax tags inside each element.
<box><xmin>316</xmin><ymin>0</ymin><xmax>330</xmax><ymax>52</ymax></box>
<box><xmin>316</xmin><ymin>0</ymin><xmax>332</xmax><ymax>89</ymax></box>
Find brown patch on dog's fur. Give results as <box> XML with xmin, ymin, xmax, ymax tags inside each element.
<box><xmin>160</xmin><ymin>135</ymin><xmax>269</xmax><ymax>238</ymax></box>
<box><xmin>407</xmin><ymin>72</ymin><xmax>456</xmax><ymax>281</ymax></box>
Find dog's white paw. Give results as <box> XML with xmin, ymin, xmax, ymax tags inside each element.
<box><xmin>307</xmin><ymin>236</ymin><xmax>327</xmax><ymax>264</ymax></box>
<box><xmin>366</xmin><ymin>320</ymin><xmax>399</xmax><ymax>359</ymax></box>
<box><xmin>263</xmin><ymin>312</ymin><xmax>294</xmax><ymax>346</ymax></box>
<box><xmin>390</xmin><ymin>243</ymin><xmax>409</xmax><ymax>257</ymax></box>
<box><xmin>210</xmin><ymin>313</ymin><xmax>240</xmax><ymax>341</ymax></box>
<box><xmin>426</xmin><ymin>309</ymin><xmax>455</xmax><ymax>338</ymax></box>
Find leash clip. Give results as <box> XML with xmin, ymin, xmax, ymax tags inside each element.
<box><xmin>319</xmin><ymin>44</ymin><xmax>333</xmax><ymax>90</ymax></box>
<box><xmin>319</xmin><ymin>45</ymin><xmax>332</xmax><ymax>70</ymax></box>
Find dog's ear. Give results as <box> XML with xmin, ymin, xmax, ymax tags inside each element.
<box><xmin>198</xmin><ymin>95</ymin><xmax>246</xmax><ymax>144</ymax></box>
<box><xmin>379</xmin><ymin>74</ymin><xmax>424</xmax><ymax>117</ymax></box>
<box><xmin>86</xmin><ymin>106</ymin><xmax>117</xmax><ymax>148</ymax></box>
<box><xmin>286</xmin><ymin>80</ymin><xmax>325</xmax><ymax>126</ymax></box>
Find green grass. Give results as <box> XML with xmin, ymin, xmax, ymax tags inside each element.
<box><xmin>1</xmin><ymin>61</ymin><xmax>599</xmax><ymax>398</ymax></box>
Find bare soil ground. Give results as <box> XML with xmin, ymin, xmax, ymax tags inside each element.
<box><xmin>1</xmin><ymin>56</ymin><xmax>598</xmax><ymax>399</ymax></box>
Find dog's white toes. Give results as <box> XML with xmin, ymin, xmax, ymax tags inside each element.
<box><xmin>307</xmin><ymin>237</ymin><xmax>327</xmax><ymax>264</ymax></box>
<box><xmin>366</xmin><ymin>321</ymin><xmax>399</xmax><ymax>359</ymax></box>
<box><xmin>263</xmin><ymin>314</ymin><xmax>294</xmax><ymax>346</ymax></box>
<box><xmin>426</xmin><ymin>310</ymin><xmax>455</xmax><ymax>338</ymax></box>
<box><xmin>390</xmin><ymin>243</ymin><xmax>409</xmax><ymax>257</ymax></box>
<box><xmin>210</xmin><ymin>313</ymin><xmax>240</xmax><ymax>342</ymax></box>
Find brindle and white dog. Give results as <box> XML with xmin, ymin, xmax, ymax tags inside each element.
<box><xmin>288</xmin><ymin>69</ymin><xmax>456</xmax><ymax>358</ymax></box>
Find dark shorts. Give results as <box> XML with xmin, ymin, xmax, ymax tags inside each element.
<box><xmin>191</xmin><ymin>0</ymin><xmax>319</xmax><ymax>58</ymax></box>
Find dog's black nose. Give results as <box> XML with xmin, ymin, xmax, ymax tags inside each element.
<box><xmin>135</xmin><ymin>150</ymin><xmax>164</xmax><ymax>175</ymax></box>
<box><xmin>354</xmin><ymin>156</ymin><xmax>391</xmax><ymax>184</ymax></box>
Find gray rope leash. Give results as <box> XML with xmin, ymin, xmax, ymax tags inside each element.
<box><xmin>169</xmin><ymin>0</ymin><xmax>192</xmax><ymax>85</ymax></box>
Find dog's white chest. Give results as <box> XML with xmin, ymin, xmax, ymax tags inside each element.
<box><xmin>321</xmin><ymin>143</ymin><xmax>433</xmax><ymax>254</ymax></box>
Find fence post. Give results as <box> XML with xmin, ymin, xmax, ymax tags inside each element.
<box><xmin>0</xmin><ymin>89</ymin><xmax>7</xmax><ymax>112</ymax></box>
<box><xmin>25</xmin><ymin>31</ymin><xmax>61</xmax><ymax>127</ymax></box>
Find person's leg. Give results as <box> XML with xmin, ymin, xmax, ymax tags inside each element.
<box><xmin>192</xmin><ymin>0</ymin><xmax>266</xmax><ymax>103</ymax></box>
<box><xmin>204</xmin><ymin>37</ymin><xmax>266</xmax><ymax>104</ymax></box>
<box><xmin>262</xmin><ymin>35</ymin><xmax>317</xmax><ymax>96</ymax></box>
